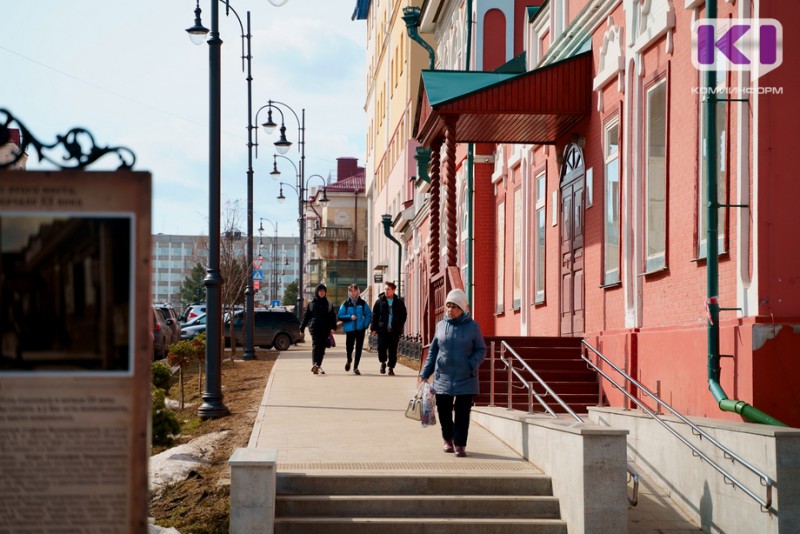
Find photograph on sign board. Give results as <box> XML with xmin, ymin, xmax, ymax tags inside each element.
<box><xmin>0</xmin><ymin>214</ymin><xmax>132</xmax><ymax>372</ymax></box>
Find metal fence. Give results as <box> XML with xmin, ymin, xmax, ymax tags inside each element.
<box><xmin>366</xmin><ymin>333</ymin><xmax>423</xmax><ymax>361</ymax></box>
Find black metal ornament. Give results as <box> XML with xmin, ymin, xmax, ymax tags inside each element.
<box><xmin>0</xmin><ymin>108</ymin><xmax>136</xmax><ymax>170</ymax></box>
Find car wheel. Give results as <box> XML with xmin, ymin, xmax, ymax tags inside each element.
<box><xmin>273</xmin><ymin>333</ymin><xmax>291</xmax><ymax>352</ymax></box>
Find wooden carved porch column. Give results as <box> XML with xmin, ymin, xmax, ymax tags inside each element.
<box><xmin>444</xmin><ymin>118</ymin><xmax>457</xmax><ymax>267</ymax></box>
<box><xmin>429</xmin><ymin>138</ymin><xmax>442</xmax><ymax>276</ymax></box>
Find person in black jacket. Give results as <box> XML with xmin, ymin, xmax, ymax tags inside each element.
<box><xmin>300</xmin><ymin>283</ymin><xmax>338</xmax><ymax>374</ymax></box>
<box><xmin>370</xmin><ymin>281</ymin><xmax>407</xmax><ymax>376</ymax></box>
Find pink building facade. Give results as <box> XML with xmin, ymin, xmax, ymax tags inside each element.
<box><xmin>406</xmin><ymin>0</ymin><xmax>799</xmax><ymax>427</ymax></box>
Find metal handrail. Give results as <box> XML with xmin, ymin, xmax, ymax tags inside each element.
<box><xmin>498</xmin><ymin>341</ymin><xmax>583</xmax><ymax>422</ymax></box>
<box><xmin>581</xmin><ymin>340</ymin><xmax>774</xmax><ymax>511</ymax></box>
<box><xmin>488</xmin><ymin>340</ymin><xmax>639</xmax><ymax>506</ymax></box>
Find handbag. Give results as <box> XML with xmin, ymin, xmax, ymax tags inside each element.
<box><xmin>327</xmin><ymin>333</ymin><xmax>336</xmax><ymax>348</ymax></box>
<box><xmin>405</xmin><ymin>384</ymin><xmax>423</xmax><ymax>421</ymax></box>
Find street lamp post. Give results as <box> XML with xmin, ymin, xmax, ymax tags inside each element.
<box><xmin>257</xmin><ymin>101</ymin><xmax>305</xmax><ymax>318</ymax></box>
<box><xmin>185</xmin><ymin>0</ymin><xmax>289</xmax><ymax>417</ymax></box>
<box><xmin>258</xmin><ymin>217</ymin><xmax>278</xmax><ymax>303</ymax></box>
<box><xmin>276</xmin><ymin>174</ymin><xmax>328</xmax><ymax>311</ymax></box>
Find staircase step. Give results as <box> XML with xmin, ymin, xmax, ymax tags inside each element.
<box><xmin>277</xmin><ymin>495</ymin><xmax>561</xmax><ymax>518</ymax></box>
<box><xmin>478</xmin><ymin>381</ymin><xmax>599</xmax><ymax>395</ymax></box>
<box><xmin>276</xmin><ymin>473</ymin><xmax>553</xmax><ymax>496</ymax></box>
<box><xmin>274</xmin><ymin>517</ymin><xmax>568</xmax><ymax>534</ymax></box>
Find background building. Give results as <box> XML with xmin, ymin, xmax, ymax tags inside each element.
<box><xmin>152</xmin><ymin>233</ymin><xmax>300</xmax><ymax>307</ymax></box>
<box><xmin>307</xmin><ymin>157</ymin><xmax>369</xmax><ymax>306</ymax></box>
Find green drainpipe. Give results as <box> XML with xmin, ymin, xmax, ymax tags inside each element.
<box><xmin>402</xmin><ymin>7</ymin><xmax>435</xmax><ymax>70</ymax></box>
<box><xmin>382</xmin><ymin>214</ymin><xmax>403</xmax><ymax>296</ymax></box>
<box><xmin>704</xmin><ymin>0</ymin><xmax>785</xmax><ymax>426</ymax></box>
<box><xmin>465</xmin><ymin>0</ymin><xmax>474</xmax><ymax>308</ymax></box>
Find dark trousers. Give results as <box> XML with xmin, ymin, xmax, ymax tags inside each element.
<box><xmin>377</xmin><ymin>331</ymin><xmax>401</xmax><ymax>368</ymax></box>
<box><xmin>311</xmin><ymin>333</ymin><xmax>328</xmax><ymax>367</ymax></box>
<box><xmin>435</xmin><ymin>394</ymin><xmax>474</xmax><ymax>447</ymax></box>
<box><xmin>345</xmin><ymin>330</ymin><xmax>366</xmax><ymax>368</ymax></box>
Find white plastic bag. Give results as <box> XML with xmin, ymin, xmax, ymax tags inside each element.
<box><xmin>420</xmin><ymin>382</ymin><xmax>437</xmax><ymax>427</ymax></box>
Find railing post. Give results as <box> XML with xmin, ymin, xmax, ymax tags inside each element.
<box><xmin>489</xmin><ymin>341</ymin><xmax>495</xmax><ymax>407</ymax></box>
<box><xmin>655</xmin><ymin>380</ymin><xmax>662</xmax><ymax>415</ymax></box>
<box><xmin>505</xmin><ymin>346</ymin><xmax>513</xmax><ymax>411</ymax></box>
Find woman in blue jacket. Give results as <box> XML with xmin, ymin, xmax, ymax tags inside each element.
<box><xmin>418</xmin><ymin>288</ymin><xmax>486</xmax><ymax>457</ymax></box>
<box><xmin>338</xmin><ymin>284</ymin><xmax>372</xmax><ymax>375</ymax></box>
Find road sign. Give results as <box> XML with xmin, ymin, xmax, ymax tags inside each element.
<box><xmin>254</xmin><ymin>281</ymin><xmax>260</xmax><ymax>290</ymax></box>
<box><xmin>253</xmin><ymin>257</ymin><xmax>264</xmax><ymax>269</ymax></box>
<box><xmin>271</xmin><ymin>300</ymin><xmax>281</xmax><ymax>307</ymax></box>
<box><xmin>253</xmin><ymin>270</ymin><xmax>263</xmax><ymax>281</ymax></box>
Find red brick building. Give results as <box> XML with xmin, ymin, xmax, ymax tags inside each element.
<box><xmin>402</xmin><ymin>0</ymin><xmax>799</xmax><ymax>427</ymax></box>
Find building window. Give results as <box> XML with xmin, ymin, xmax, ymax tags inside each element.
<box><xmin>645</xmin><ymin>78</ymin><xmax>667</xmax><ymax>272</ymax></box>
<box><xmin>496</xmin><ymin>200</ymin><xmax>505</xmax><ymax>313</ymax></box>
<box><xmin>604</xmin><ymin>119</ymin><xmax>621</xmax><ymax>285</ymax></box>
<box><xmin>513</xmin><ymin>185</ymin><xmax>522</xmax><ymax>310</ymax></box>
<box><xmin>698</xmin><ymin>92</ymin><xmax>727</xmax><ymax>258</ymax></box>
<box><xmin>534</xmin><ymin>172</ymin><xmax>546</xmax><ymax>303</ymax></box>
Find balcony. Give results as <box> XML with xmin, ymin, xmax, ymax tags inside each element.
<box><xmin>313</xmin><ymin>226</ymin><xmax>354</xmax><ymax>243</ymax></box>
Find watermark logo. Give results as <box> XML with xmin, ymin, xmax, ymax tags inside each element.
<box><xmin>692</xmin><ymin>18</ymin><xmax>783</xmax><ymax>79</ymax></box>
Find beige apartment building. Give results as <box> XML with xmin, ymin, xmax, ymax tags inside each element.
<box><xmin>354</xmin><ymin>0</ymin><xmax>432</xmax><ymax>332</ymax></box>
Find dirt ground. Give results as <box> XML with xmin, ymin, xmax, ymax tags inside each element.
<box><xmin>149</xmin><ymin>349</ymin><xmax>277</xmax><ymax>533</ymax></box>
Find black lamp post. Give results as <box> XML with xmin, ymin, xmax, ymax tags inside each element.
<box><xmin>185</xmin><ymin>0</ymin><xmax>289</xmax><ymax>417</ymax></box>
<box><xmin>258</xmin><ymin>217</ymin><xmax>278</xmax><ymax>303</ymax></box>
<box><xmin>259</xmin><ymin>102</ymin><xmax>306</xmax><ymax>317</ymax></box>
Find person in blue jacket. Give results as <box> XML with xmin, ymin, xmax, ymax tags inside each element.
<box><xmin>418</xmin><ymin>288</ymin><xmax>486</xmax><ymax>457</ymax></box>
<box><xmin>337</xmin><ymin>284</ymin><xmax>372</xmax><ymax>375</ymax></box>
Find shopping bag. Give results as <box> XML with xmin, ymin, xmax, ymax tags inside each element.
<box><xmin>405</xmin><ymin>384</ymin><xmax>423</xmax><ymax>421</ymax></box>
<box><xmin>420</xmin><ymin>382</ymin><xmax>437</xmax><ymax>427</ymax></box>
<box><xmin>327</xmin><ymin>333</ymin><xmax>336</xmax><ymax>348</ymax></box>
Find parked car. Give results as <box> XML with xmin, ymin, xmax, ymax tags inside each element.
<box><xmin>155</xmin><ymin>304</ymin><xmax>181</xmax><ymax>345</ymax></box>
<box><xmin>180</xmin><ymin>303</ymin><xmax>207</xmax><ymax>323</ymax></box>
<box><xmin>224</xmin><ymin>309</ymin><xmax>302</xmax><ymax>351</ymax></box>
<box><xmin>152</xmin><ymin>306</ymin><xmax>171</xmax><ymax>360</ymax></box>
<box><xmin>180</xmin><ymin>314</ymin><xmax>207</xmax><ymax>341</ymax></box>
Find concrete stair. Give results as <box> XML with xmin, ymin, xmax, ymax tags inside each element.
<box><xmin>476</xmin><ymin>336</ymin><xmax>600</xmax><ymax>414</ymax></box>
<box><xmin>274</xmin><ymin>472</ymin><xmax>568</xmax><ymax>534</ymax></box>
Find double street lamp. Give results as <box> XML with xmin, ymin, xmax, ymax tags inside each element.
<box><xmin>258</xmin><ymin>217</ymin><xmax>279</xmax><ymax>303</ymax></box>
<box><xmin>275</xmin><ymin>173</ymin><xmax>329</xmax><ymax>307</ymax></box>
<box><xmin>185</xmin><ymin>0</ymin><xmax>289</xmax><ymax>418</ymax></box>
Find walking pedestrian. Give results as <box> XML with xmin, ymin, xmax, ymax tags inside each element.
<box><xmin>418</xmin><ymin>288</ymin><xmax>486</xmax><ymax>457</ymax></box>
<box><xmin>300</xmin><ymin>283</ymin><xmax>337</xmax><ymax>375</ymax></box>
<box><xmin>370</xmin><ymin>281</ymin><xmax>407</xmax><ymax>376</ymax></box>
<box><xmin>337</xmin><ymin>284</ymin><xmax>372</xmax><ymax>375</ymax></box>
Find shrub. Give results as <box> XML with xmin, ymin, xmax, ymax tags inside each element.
<box><xmin>152</xmin><ymin>361</ymin><xmax>172</xmax><ymax>391</ymax></box>
<box><xmin>167</xmin><ymin>333</ymin><xmax>207</xmax><ymax>409</ymax></box>
<box><xmin>152</xmin><ymin>385</ymin><xmax>181</xmax><ymax>447</ymax></box>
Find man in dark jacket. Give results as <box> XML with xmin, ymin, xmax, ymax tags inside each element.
<box><xmin>370</xmin><ymin>281</ymin><xmax>407</xmax><ymax>375</ymax></box>
<box><xmin>300</xmin><ymin>283</ymin><xmax>338</xmax><ymax>374</ymax></box>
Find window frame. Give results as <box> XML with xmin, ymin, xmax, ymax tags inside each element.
<box><xmin>496</xmin><ymin>199</ymin><xmax>505</xmax><ymax>314</ymax></box>
<box><xmin>603</xmin><ymin>116</ymin><xmax>622</xmax><ymax>286</ymax></box>
<box><xmin>534</xmin><ymin>170</ymin><xmax>547</xmax><ymax>304</ymax></box>
<box><xmin>643</xmin><ymin>75</ymin><xmax>669</xmax><ymax>274</ymax></box>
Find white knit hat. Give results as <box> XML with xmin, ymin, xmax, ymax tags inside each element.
<box><xmin>445</xmin><ymin>288</ymin><xmax>469</xmax><ymax>311</ymax></box>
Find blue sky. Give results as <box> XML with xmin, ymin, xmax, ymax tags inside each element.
<box><xmin>1</xmin><ymin>0</ymin><xmax>366</xmax><ymax>235</ymax></box>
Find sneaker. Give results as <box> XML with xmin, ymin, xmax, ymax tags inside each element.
<box><xmin>388</xmin><ymin>368</ymin><xmax>395</xmax><ymax>376</ymax></box>
<box><xmin>317</xmin><ymin>367</ymin><xmax>326</xmax><ymax>375</ymax></box>
<box><xmin>380</xmin><ymin>363</ymin><xmax>386</xmax><ymax>374</ymax></box>
<box><xmin>443</xmin><ymin>440</ymin><xmax>455</xmax><ymax>453</ymax></box>
<box><xmin>353</xmin><ymin>368</ymin><xmax>361</xmax><ymax>375</ymax></box>
<box><xmin>311</xmin><ymin>365</ymin><xmax>319</xmax><ymax>374</ymax></box>
<box><xmin>345</xmin><ymin>359</ymin><xmax>352</xmax><ymax>372</ymax></box>
<box><xmin>455</xmin><ymin>446</ymin><xmax>467</xmax><ymax>458</ymax></box>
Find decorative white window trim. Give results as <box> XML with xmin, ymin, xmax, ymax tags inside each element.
<box><xmin>507</xmin><ymin>145</ymin><xmax>524</xmax><ymax>170</ymax></box>
<box><xmin>492</xmin><ymin>147</ymin><xmax>507</xmax><ymax>184</ymax></box>
<box><xmin>594</xmin><ymin>17</ymin><xmax>624</xmax><ymax>90</ymax></box>
<box><xmin>626</xmin><ymin>0</ymin><xmax>676</xmax><ymax>55</ymax></box>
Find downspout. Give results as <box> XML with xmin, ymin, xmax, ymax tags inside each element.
<box><xmin>465</xmin><ymin>0</ymin><xmax>474</xmax><ymax>309</ymax></box>
<box><xmin>704</xmin><ymin>0</ymin><xmax>785</xmax><ymax>426</ymax></box>
<box><xmin>402</xmin><ymin>7</ymin><xmax>436</xmax><ymax>70</ymax></box>
<box><xmin>382</xmin><ymin>214</ymin><xmax>403</xmax><ymax>296</ymax></box>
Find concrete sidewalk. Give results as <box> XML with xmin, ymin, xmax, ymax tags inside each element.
<box><xmin>248</xmin><ymin>333</ymin><xmax>538</xmax><ymax>473</ymax></box>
